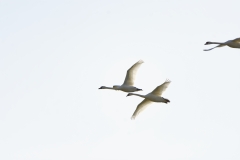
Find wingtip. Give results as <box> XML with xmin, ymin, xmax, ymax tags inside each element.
<box><xmin>165</xmin><ymin>79</ymin><xmax>171</xmax><ymax>83</ymax></box>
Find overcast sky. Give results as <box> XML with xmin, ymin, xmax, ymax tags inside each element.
<box><xmin>1</xmin><ymin>0</ymin><xmax>240</xmax><ymax>160</ymax></box>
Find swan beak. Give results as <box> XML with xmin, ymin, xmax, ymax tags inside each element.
<box><xmin>126</xmin><ymin>93</ymin><xmax>130</xmax><ymax>97</ymax></box>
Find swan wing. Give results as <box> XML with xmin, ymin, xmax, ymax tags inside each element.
<box><xmin>204</xmin><ymin>47</ymin><xmax>217</xmax><ymax>51</ymax></box>
<box><xmin>150</xmin><ymin>79</ymin><xmax>171</xmax><ymax>96</ymax></box>
<box><xmin>123</xmin><ymin>60</ymin><xmax>144</xmax><ymax>86</ymax></box>
<box><xmin>232</xmin><ymin>38</ymin><xmax>240</xmax><ymax>43</ymax></box>
<box><xmin>204</xmin><ymin>44</ymin><xmax>225</xmax><ymax>51</ymax></box>
<box><xmin>131</xmin><ymin>99</ymin><xmax>152</xmax><ymax>120</ymax></box>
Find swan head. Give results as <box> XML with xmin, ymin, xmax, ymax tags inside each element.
<box><xmin>99</xmin><ymin>86</ymin><xmax>107</xmax><ymax>89</ymax></box>
<box><xmin>126</xmin><ymin>93</ymin><xmax>134</xmax><ymax>97</ymax></box>
<box><xmin>205</xmin><ymin>41</ymin><xmax>211</xmax><ymax>45</ymax></box>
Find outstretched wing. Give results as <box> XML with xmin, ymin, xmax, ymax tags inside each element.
<box><xmin>131</xmin><ymin>99</ymin><xmax>152</xmax><ymax>120</ymax></box>
<box><xmin>204</xmin><ymin>44</ymin><xmax>225</xmax><ymax>51</ymax></box>
<box><xmin>204</xmin><ymin>47</ymin><xmax>217</xmax><ymax>51</ymax></box>
<box><xmin>123</xmin><ymin>60</ymin><xmax>144</xmax><ymax>86</ymax></box>
<box><xmin>232</xmin><ymin>38</ymin><xmax>240</xmax><ymax>43</ymax></box>
<box><xmin>150</xmin><ymin>79</ymin><xmax>171</xmax><ymax>96</ymax></box>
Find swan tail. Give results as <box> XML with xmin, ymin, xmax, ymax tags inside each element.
<box><xmin>163</xmin><ymin>98</ymin><xmax>170</xmax><ymax>103</ymax></box>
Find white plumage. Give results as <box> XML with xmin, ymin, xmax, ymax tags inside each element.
<box><xmin>127</xmin><ymin>79</ymin><xmax>171</xmax><ymax>120</ymax></box>
<box><xmin>99</xmin><ymin>60</ymin><xmax>144</xmax><ymax>92</ymax></box>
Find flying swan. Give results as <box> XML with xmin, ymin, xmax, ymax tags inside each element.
<box><xmin>127</xmin><ymin>79</ymin><xmax>171</xmax><ymax>120</ymax></box>
<box><xmin>99</xmin><ymin>60</ymin><xmax>144</xmax><ymax>92</ymax></box>
<box><xmin>204</xmin><ymin>37</ymin><xmax>240</xmax><ymax>51</ymax></box>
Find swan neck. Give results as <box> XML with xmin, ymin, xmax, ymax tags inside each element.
<box><xmin>131</xmin><ymin>93</ymin><xmax>145</xmax><ymax>98</ymax></box>
<box><xmin>209</xmin><ymin>42</ymin><xmax>223</xmax><ymax>44</ymax></box>
<box><xmin>103</xmin><ymin>86</ymin><xmax>115</xmax><ymax>90</ymax></box>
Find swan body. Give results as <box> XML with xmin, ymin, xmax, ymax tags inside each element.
<box><xmin>127</xmin><ymin>93</ymin><xmax>169</xmax><ymax>102</ymax></box>
<box><xmin>127</xmin><ymin>79</ymin><xmax>171</xmax><ymax>119</ymax></box>
<box><xmin>204</xmin><ymin>37</ymin><xmax>240</xmax><ymax>51</ymax></box>
<box><xmin>99</xmin><ymin>60</ymin><xmax>144</xmax><ymax>92</ymax></box>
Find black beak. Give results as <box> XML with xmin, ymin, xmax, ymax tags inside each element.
<box><xmin>126</xmin><ymin>93</ymin><xmax>130</xmax><ymax>97</ymax></box>
<box><xmin>204</xmin><ymin>42</ymin><xmax>208</xmax><ymax>45</ymax></box>
<box><xmin>136</xmin><ymin>88</ymin><xmax>142</xmax><ymax>91</ymax></box>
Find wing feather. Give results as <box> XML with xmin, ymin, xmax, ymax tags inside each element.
<box><xmin>131</xmin><ymin>99</ymin><xmax>152</xmax><ymax>120</ymax></box>
<box><xmin>204</xmin><ymin>44</ymin><xmax>225</xmax><ymax>51</ymax></box>
<box><xmin>150</xmin><ymin>79</ymin><xmax>171</xmax><ymax>96</ymax></box>
<box><xmin>123</xmin><ymin>60</ymin><xmax>144</xmax><ymax>86</ymax></box>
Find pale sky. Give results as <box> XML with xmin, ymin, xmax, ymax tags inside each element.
<box><xmin>1</xmin><ymin>0</ymin><xmax>240</xmax><ymax>160</ymax></box>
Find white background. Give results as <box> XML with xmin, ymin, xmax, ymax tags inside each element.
<box><xmin>1</xmin><ymin>0</ymin><xmax>240</xmax><ymax>159</ymax></box>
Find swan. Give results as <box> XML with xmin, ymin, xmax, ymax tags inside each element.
<box><xmin>127</xmin><ymin>79</ymin><xmax>171</xmax><ymax>120</ymax></box>
<box><xmin>99</xmin><ymin>60</ymin><xmax>144</xmax><ymax>92</ymax></box>
<box><xmin>204</xmin><ymin>37</ymin><xmax>240</xmax><ymax>51</ymax></box>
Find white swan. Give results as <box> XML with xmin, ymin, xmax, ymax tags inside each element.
<box><xmin>127</xmin><ymin>79</ymin><xmax>171</xmax><ymax>120</ymax></box>
<box><xmin>99</xmin><ymin>60</ymin><xmax>144</xmax><ymax>92</ymax></box>
<box><xmin>204</xmin><ymin>37</ymin><xmax>240</xmax><ymax>51</ymax></box>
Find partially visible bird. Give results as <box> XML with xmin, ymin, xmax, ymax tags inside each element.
<box><xmin>99</xmin><ymin>60</ymin><xmax>144</xmax><ymax>92</ymax></box>
<box><xmin>204</xmin><ymin>37</ymin><xmax>240</xmax><ymax>51</ymax></box>
<box><xmin>127</xmin><ymin>79</ymin><xmax>171</xmax><ymax>120</ymax></box>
